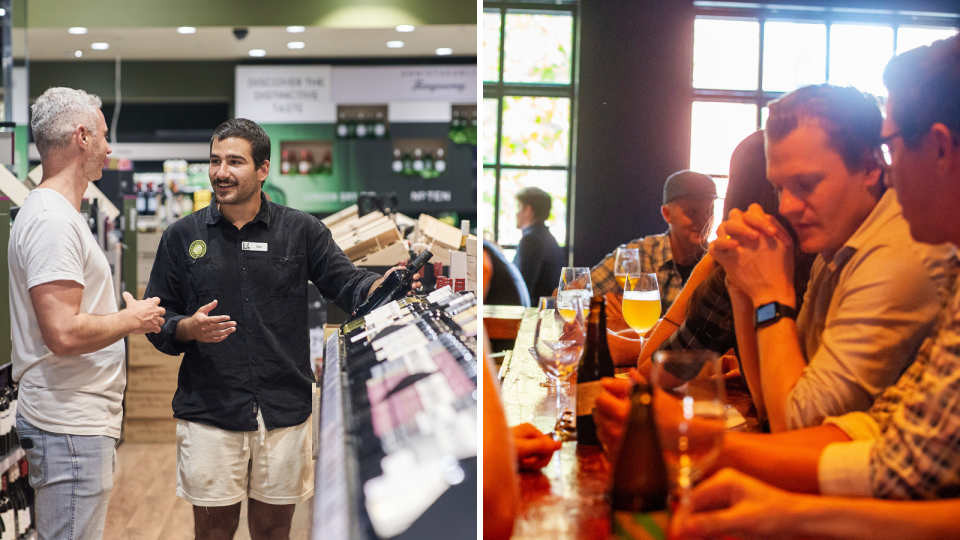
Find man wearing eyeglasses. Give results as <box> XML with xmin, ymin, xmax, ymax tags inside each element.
<box><xmin>709</xmin><ymin>84</ymin><xmax>951</xmax><ymax>432</ymax></box>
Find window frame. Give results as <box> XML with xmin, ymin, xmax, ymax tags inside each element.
<box><xmin>691</xmin><ymin>3</ymin><xmax>960</xmax><ymax>178</ymax></box>
<box><xmin>483</xmin><ymin>1</ymin><xmax>580</xmax><ymax>252</ymax></box>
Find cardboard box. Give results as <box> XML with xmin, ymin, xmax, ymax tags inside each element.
<box><xmin>123</xmin><ymin>418</ymin><xmax>177</xmax><ymax>443</ymax></box>
<box><xmin>128</xmin><ymin>364</ymin><xmax>180</xmax><ymax>392</ymax></box>
<box><xmin>137</xmin><ymin>232</ymin><xmax>163</xmax><ymax>288</ymax></box>
<box><xmin>127</xmin><ymin>334</ymin><xmax>180</xmax><ymax>367</ymax></box>
<box><xmin>125</xmin><ymin>390</ymin><xmax>175</xmax><ymax>419</ymax></box>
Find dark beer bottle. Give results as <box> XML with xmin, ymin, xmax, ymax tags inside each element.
<box><xmin>576</xmin><ymin>296</ymin><xmax>615</xmax><ymax>446</ymax></box>
<box><xmin>610</xmin><ymin>383</ymin><xmax>671</xmax><ymax>539</ymax></box>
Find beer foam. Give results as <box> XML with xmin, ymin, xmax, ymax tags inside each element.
<box><xmin>623</xmin><ymin>290</ymin><xmax>660</xmax><ymax>301</ymax></box>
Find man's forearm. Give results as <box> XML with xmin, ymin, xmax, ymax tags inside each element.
<box><xmin>756</xmin><ymin>318</ymin><xmax>807</xmax><ymax>432</ymax></box>
<box><xmin>717</xmin><ymin>426</ymin><xmax>847</xmax><ymax>494</ymax></box>
<box><xmin>797</xmin><ymin>496</ymin><xmax>960</xmax><ymax>540</ymax></box>
<box><xmin>51</xmin><ymin>312</ymin><xmax>137</xmax><ymax>356</ymax></box>
<box><xmin>174</xmin><ymin>317</ymin><xmax>194</xmax><ymax>343</ymax></box>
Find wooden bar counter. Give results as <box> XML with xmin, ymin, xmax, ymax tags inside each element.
<box><xmin>498</xmin><ymin>307</ymin><xmax>759</xmax><ymax>539</ymax></box>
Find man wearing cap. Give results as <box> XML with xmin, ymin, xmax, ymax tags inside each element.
<box><xmin>589</xmin><ymin>170</ymin><xmax>717</xmax><ymax>311</ymax></box>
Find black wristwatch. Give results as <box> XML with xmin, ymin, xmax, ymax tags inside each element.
<box><xmin>755</xmin><ymin>301</ymin><xmax>797</xmax><ymax>330</ymax></box>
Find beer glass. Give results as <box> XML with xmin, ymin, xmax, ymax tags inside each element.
<box><xmin>533</xmin><ymin>295</ymin><xmax>586</xmax><ymax>441</ymax></box>
<box><xmin>651</xmin><ymin>350</ymin><xmax>726</xmax><ymax>528</ymax></box>
<box><xmin>613</xmin><ymin>247</ymin><xmax>640</xmax><ymax>291</ymax></box>
<box><xmin>622</xmin><ymin>272</ymin><xmax>660</xmax><ymax>348</ymax></box>
<box><xmin>556</xmin><ymin>267</ymin><xmax>592</xmax><ymax>322</ymax></box>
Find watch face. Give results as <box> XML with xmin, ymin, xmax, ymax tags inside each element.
<box><xmin>757</xmin><ymin>303</ymin><xmax>777</xmax><ymax>323</ymax></box>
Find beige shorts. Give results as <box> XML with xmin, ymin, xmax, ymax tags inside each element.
<box><xmin>175</xmin><ymin>410</ymin><xmax>314</xmax><ymax>507</ymax></box>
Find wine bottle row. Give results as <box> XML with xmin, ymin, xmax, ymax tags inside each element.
<box><xmin>337</xmin><ymin>288</ymin><xmax>477</xmax><ymax>538</ymax></box>
<box><xmin>0</xmin><ymin>459</ymin><xmax>33</xmax><ymax>540</ymax></box>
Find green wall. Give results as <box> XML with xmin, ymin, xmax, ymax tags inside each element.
<box><xmin>15</xmin><ymin>0</ymin><xmax>477</xmax><ymax>28</ymax></box>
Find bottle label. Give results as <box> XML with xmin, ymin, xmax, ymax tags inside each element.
<box><xmin>611</xmin><ymin>510</ymin><xmax>670</xmax><ymax>540</ymax></box>
<box><xmin>576</xmin><ymin>380</ymin><xmax>604</xmax><ymax>417</ymax></box>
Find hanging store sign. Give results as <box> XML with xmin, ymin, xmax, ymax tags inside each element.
<box><xmin>332</xmin><ymin>66</ymin><xmax>477</xmax><ymax>103</ymax></box>
<box><xmin>235</xmin><ymin>66</ymin><xmax>334</xmax><ymax>124</ymax></box>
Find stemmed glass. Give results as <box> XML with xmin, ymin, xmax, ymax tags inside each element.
<box><xmin>651</xmin><ymin>350</ymin><xmax>726</xmax><ymax>531</ymax></box>
<box><xmin>533</xmin><ymin>295</ymin><xmax>586</xmax><ymax>441</ymax></box>
<box><xmin>557</xmin><ymin>267</ymin><xmax>592</xmax><ymax>323</ymax></box>
<box><xmin>613</xmin><ymin>247</ymin><xmax>640</xmax><ymax>291</ymax></box>
<box><xmin>622</xmin><ymin>272</ymin><xmax>660</xmax><ymax>348</ymax></box>
<box><xmin>531</xmin><ymin>297</ymin><xmax>569</xmax><ymax>390</ymax></box>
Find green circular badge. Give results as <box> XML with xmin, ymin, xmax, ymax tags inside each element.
<box><xmin>189</xmin><ymin>240</ymin><xmax>207</xmax><ymax>259</ymax></box>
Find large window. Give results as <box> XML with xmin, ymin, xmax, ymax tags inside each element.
<box><xmin>482</xmin><ymin>2</ymin><xmax>578</xmax><ymax>256</ymax></box>
<box><xmin>691</xmin><ymin>3</ymin><xmax>958</xmax><ymax>236</ymax></box>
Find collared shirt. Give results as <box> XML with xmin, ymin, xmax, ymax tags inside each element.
<box><xmin>513</xmin><ymin>222</ymin><xmax>565</xmax><ymax>303</ymax></box>
<box><xmin>144</xmin><ymin>193</ymin><xmax>379</xmax><ymax>432</ymax></box>
<box><xmin>819</xmin><ymin>250</ymin><xmax>960</xmax><ymax>499</ymax></box>
<box><xmin>787</xmin><ymin>189</ymin><xmax>953</xmax><ymax>430</ymax></box>
<box><xmin>590</xmin><ymin>231</ymin><xmax>690</xmax><ymax>315</ymax></box>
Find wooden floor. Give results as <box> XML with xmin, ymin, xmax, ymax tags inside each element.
<box><xmin>103</xmin><ymin>443</ymin><xmax>311</xmax><ymax>540</ymax></box>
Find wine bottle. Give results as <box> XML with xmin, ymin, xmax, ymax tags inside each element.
<box><xmin>280</xmin><ymin>149</ymin><xmax>292</xmax><ymax>175</ymax></box>
<box><xmin>434</xmin><ymin>148</ymin><xmax>447</xmax><ymax>173</ymax></box>
<box><xmin>336</xmin><ymin>112</ymin><xmax>350</xmax><ymax>138</ymax></box>
<box><xmin>348</xmin><ymin>250</ymin><xmax>433</xmax><ymax>322</ymax></box>
<box><xmin>610</xmin><ymin>383</ymin><xmax>671</xmax><ymax>539</ymax></box>
<box><xmin>355</xmin><ymin>112</ymin><xmax>367</xmax><ymax>138</ymax></box>
<box><xmin>412</xmin><ymin>149</ymin><xmax>424</xmax><ymax>173</ymax></box>
<box><xmin>374</xmin><ymin>112</ymin><xmax>387</xmax><ymax>138</ymax></box>
<box><xmin>391</xmin><ymin>149</ymin><xmax>403</xmax><ymax>174</ymax></box>
<box><xmin>0</xmin><ymin>476</ymin><xmax>11</xmax><ymax>540</ymax></box>
<box><xmin>458</xmin><ymin>220</ymin><xmax>470</xmax><ymax>252</ymax></box>
<box><xmin>576</xmin><ymin>296</ymin><xmax>615</xmax><ymax>446</ymax></box>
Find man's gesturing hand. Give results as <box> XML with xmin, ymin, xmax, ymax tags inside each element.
<box><xmin>122</xmin><ymin>292</ymin><xmax>165</xmax><ymax>334</ymax></box>
<box><xmin>180</xmin><ymin>299</ymin><xmax>237</xmax><ymax>343</ymax></box>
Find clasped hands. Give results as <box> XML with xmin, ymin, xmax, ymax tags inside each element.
<box><xmin>709</xmin><ymin>204</ymin><xmax>796</xmax><ymax>308</ymax></box>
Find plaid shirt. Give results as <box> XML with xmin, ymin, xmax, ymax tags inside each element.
<box><xmin>590</xmin><ymin>232</ymin><xmax>690</xmax><ymax>315</ymax></box>
<box><xmin>859</xmin><ymin>251</ymin><xmax>960</xmax><ymax>499</ymax></box>
<box><xmin>657</xmin><ymin>266</ymin><xmax>736</xmax><ymax>356</ymax></box>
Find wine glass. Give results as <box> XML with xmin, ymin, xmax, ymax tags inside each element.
<box><xmin>533</xmin><ymin>295</ymin><xmax>586</xmax><ymax>441</ymax></box>
<box><xmin>556</xmin><ymin>267</ymin><xmax>592</xmax><ymax>323</ymax></box>
<box><xmin>532</xmin><ymin>297</ymin><xmax>569</xmax><ymax>390</ymax></box>
<box><xmin>613</xmin><ymin>247</ymin><xmax>640</xmax><ymax>291</ymax></box>
<box><xmin>622</xmin><ymin>272</ymin><xmax>660</xmax><ymax>348</ymax></box>
<box><xmin>650</xmin><ymin>350</ymin><xmax>726</xmax><ymax>530</ymax></box>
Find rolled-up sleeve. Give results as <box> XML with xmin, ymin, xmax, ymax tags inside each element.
<box><xmin>785</xmin><ymin>244</ymin><xmax>942</xmax><ymax>430</ymax></box>
<box><xmin>306</xmin><ymin>216</ymin><xmax>380</xmax><ymax>314</ymax></box>
<box><xmin>144</xmin><ymin>231</ymin><xmax>192</xmax><ymax>356</ymax></box>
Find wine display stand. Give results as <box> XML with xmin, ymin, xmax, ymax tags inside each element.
<box><xmin>311</xmin><ymin>290</ymin><xmax>478</xmax><ymax>540</ymax></box>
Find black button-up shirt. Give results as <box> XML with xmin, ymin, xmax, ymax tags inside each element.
<box><xmin>144</xmin><ymin>193</ymin><xmax>379</xmax><ymax>432</ymax></box>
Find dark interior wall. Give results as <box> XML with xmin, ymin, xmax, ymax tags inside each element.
<box><xmin>572</xmin><ymin>1</ymin><xmax>695</xmax><ymax>267</ymax></box>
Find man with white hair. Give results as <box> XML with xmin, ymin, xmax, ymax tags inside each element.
<box><xmin>9</xmin><ymin>87</ymin><xmax>166</xmax><ymax>539</ymax></box>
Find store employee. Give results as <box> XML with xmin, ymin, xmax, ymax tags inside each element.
<box><xmin>144</xmin><ymin>118</ymin><xmax>417</xmax><ymax>539</ymax></box>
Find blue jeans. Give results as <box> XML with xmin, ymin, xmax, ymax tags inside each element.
<box><xmin>16</xmin><ymin>413</ymin><xmax>117</xmax><ymax>540</ymax></box>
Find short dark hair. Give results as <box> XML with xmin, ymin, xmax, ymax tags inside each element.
<box><xmin>211</xmin><ymin>118</ymin><xmax>271</xmax><ymax>169</ymax></box>
<box><xmin>883</xmin><ymin>34</ymin><xmax>960</xmax><ymax>149</ymax></box>
<box><xmin>766</xmin><ymin>84</ymin><xmax>882</xmax><ymax>173</ymax></box>
<box><xmin>516</xmin><ymin>187</ymin><xmax>552</xmax><ymax>222</ymax></box>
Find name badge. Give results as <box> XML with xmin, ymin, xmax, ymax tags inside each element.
<box><xmin>242</xmin><ymin>242</ymin><xmax>268</xmax><ymax>252</ymax></box>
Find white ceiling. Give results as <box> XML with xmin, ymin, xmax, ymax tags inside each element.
<box><xmin>12</xmin><ymin>25</ymin><xmax>477</xmax><ymax>61</ymax></box>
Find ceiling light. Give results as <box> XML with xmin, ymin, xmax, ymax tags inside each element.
<box><xmin>435</xmin><ymin>48</ymin><xmax>453</xmax><ymax>56</ymax></box>
<box><xmin>387</xmin><ymin>41</ymin><xmax>404</xmax><ymax>49</ymax></box>
<box><xmin>177</xmin><ymin>27</ymin><xmax>196</xmax><ymax>34</ymax></box>
<box><xmin>287</xmin><ymin>42</ymin><xmax>305</xmax><ymax>50</ymax></box>
<box><xmin>91</xmin><ymin>42</ymin><xmax>109</xmax><ymax>50</ymax></box>
<box><xmin>75</xmin><ymin>50</ymin><xmax>82</xmax><ymax>58</ymax></box>
<box><xmin>248</xmin><ymin>49</ymin><xmax>266</xmax><ymax>57</ymax></box>
<box><xmin>396</xmin><ymin>25</ymin><xmax>415</xmax><ymax>33</ymax></box>
<box><xmin>68</xmin><ymin>27</ymin><xmax>87</xmax><ymax>35</ymax></box>
<box><xmin>286</xmin><ymin>26</ymin><xmax>305</xmax><ymax>33</ymax></box>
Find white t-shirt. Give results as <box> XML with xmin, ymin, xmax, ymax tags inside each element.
<box><xmin>9</xmin><ymin>188</ymin><xmax>125</xmax><ymax>439</ymax></box>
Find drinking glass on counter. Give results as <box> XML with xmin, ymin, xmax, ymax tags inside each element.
<box><xmin>622</xmin><ymin>272</ymin><xmax>660</xmax><ymax>347</ymax></box>
<box><xmin>651</xmin><ymin>350</ymin><xmax>726</xmax><ymax>528</ymax></box>
<box><xmin>613</xmin><ymin>247</ymin><xmax>640</xmax><ymax>291</ymax></box>
<box><xmin>532</xmin><ymin>297</ymin><xmax>569</xmax><ymax>390</ymax></box>
<box><xmin>556</xmin><ymin>267</ymin><xmax>592</xmax><ymax>322</ymax></box>
<box><xmin>533</xmin><ymin>295</ymin><xmax>586</xmax><ymax>441</ymax></box>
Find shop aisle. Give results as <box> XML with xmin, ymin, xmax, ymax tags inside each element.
<box><xmin>103</xmin><ymin>443</ymin><xmax>310</xmax><ymax>540</ymax></box>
